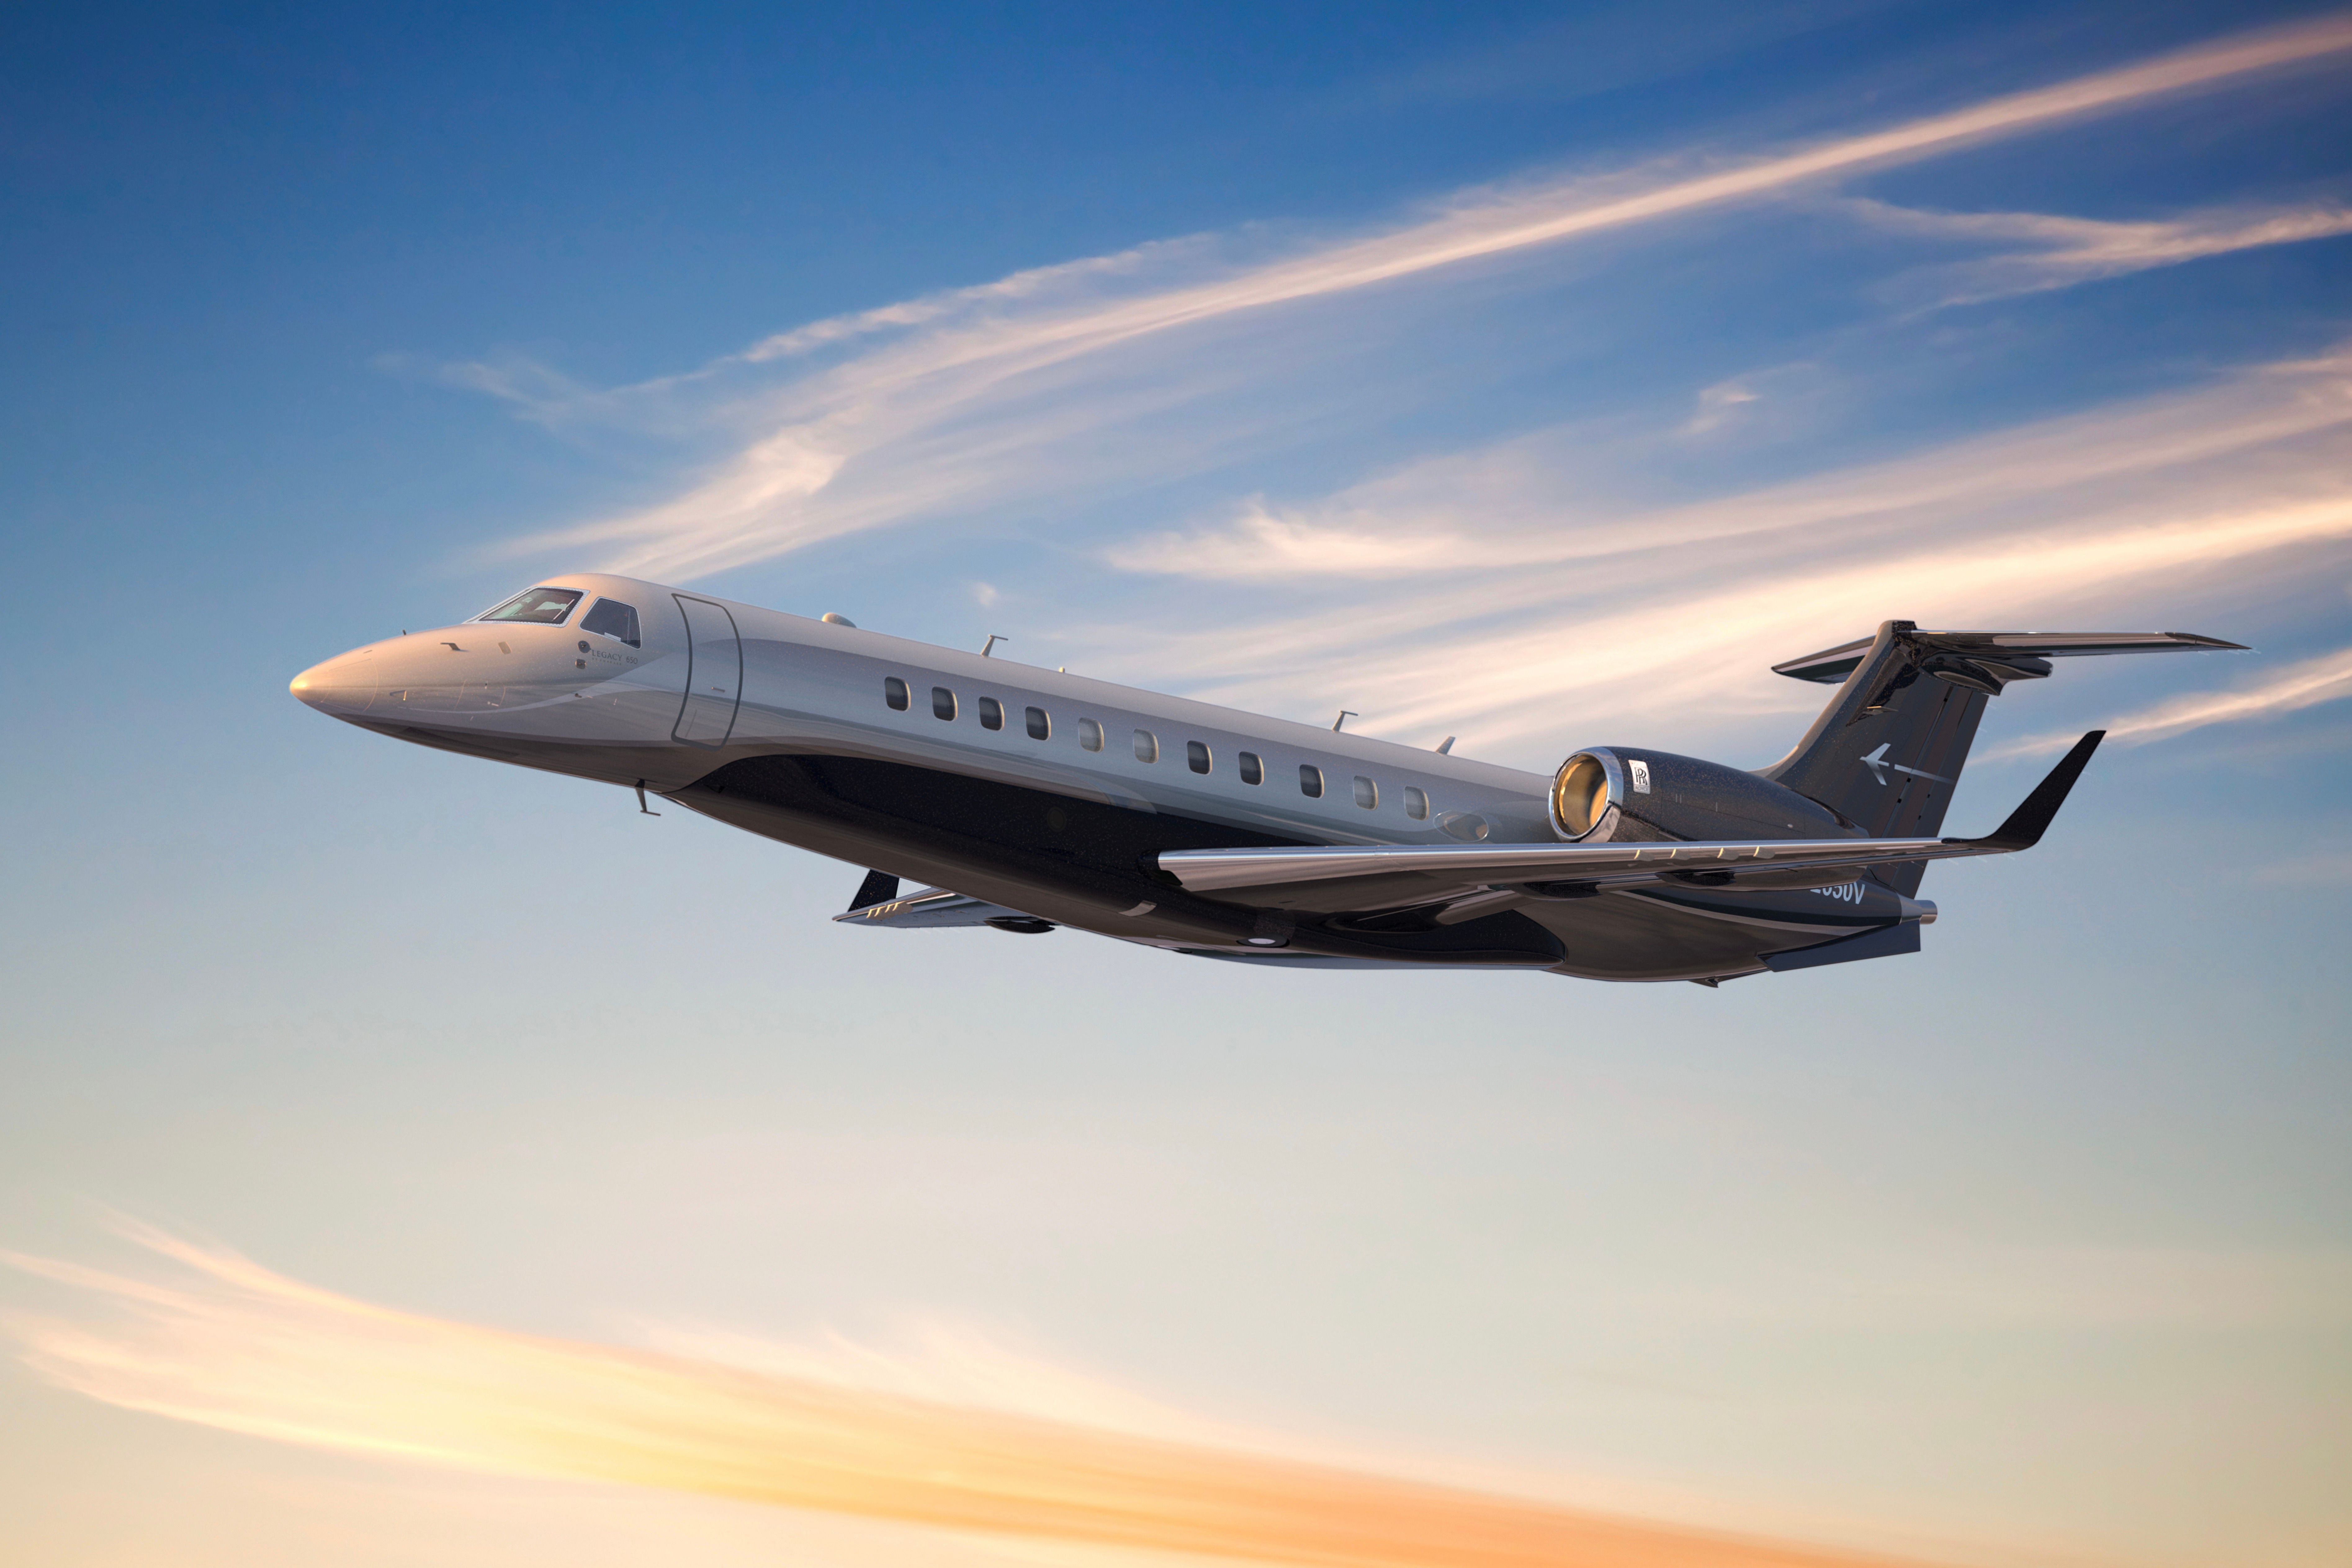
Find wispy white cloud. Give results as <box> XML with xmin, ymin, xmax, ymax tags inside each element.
<box><xmin>1078</xmin><ymin>352</ymin><xmax>2352</xmax><ymax>760</ymax></box>
<box><xmin>1143</xmin><ymin>500</ymin><xmax>2350</xmax><ymax>758</ymax></box>
<box><xmin>1985</xmin><ymin>645</ymin><xmax>2352</xmax><ymax>761</ymax></box>
<box><xmin>1683</xmin><ymin>378</ymin><xmax>1766</xmax><ymax>434</ymax></box>
<box><xmin>1110</xmin><ymin>351</ymin><xmax>2352</xmax><ymax>584</ymax></box>
<box><xmin>473</xmin><ymin>15</ymin><xmax>2352</xmax><ymax>583</ymax></box>
<box><xmin>1854</xmin><ymin>197</ymin><xmax>2352</xmax><ymax>310</ymax></box>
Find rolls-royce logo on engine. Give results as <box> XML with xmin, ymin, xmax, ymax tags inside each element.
<box><xmin>1628</xmin><ymin>759</ymin><xmax>1651</xmax><ymax>793</ymax></box>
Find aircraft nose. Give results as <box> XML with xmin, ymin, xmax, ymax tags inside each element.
<box><xmin>290</xmin><ymin>648</ymin><xmax>377</xmax><ymax>715</ymax></box>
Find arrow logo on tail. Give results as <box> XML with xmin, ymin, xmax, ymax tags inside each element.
<box><xmin>1860</xmin><ymin>743</ymin><xmax>1954</xmax><ymax>787</ymax></box>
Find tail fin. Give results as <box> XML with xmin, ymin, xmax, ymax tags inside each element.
<box><xmin>1757</xmin><ymin>621</ymin><xmax>2242</xmax><ymax>894</ymax></box>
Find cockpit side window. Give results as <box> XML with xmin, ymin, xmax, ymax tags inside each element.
<box><xmin>478</xmin><ymin>587</ymin><xmax>584</xmax><ymax>625</ymax></box>
<box><xmin>580</xmin><ymin>598</ymin><xmax>641</xmax><ymax>647</ymax></box>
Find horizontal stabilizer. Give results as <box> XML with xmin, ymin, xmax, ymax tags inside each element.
<box><xmin>1773</xmin><ymin>628</ymin><xmax>2246</xmax><ymax>685</ymax></box>
<box><xmin>1759</xmin><ymin>621</ymin><xmax>2237</xmax><ymax>886</ymax></box>
<box><xmin>1159</xmin><ymin>733</ymin><xmax>2105</xmax><ymax>916</ymax></box>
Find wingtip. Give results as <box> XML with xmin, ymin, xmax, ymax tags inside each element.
<box><xmin>1969</xmin><ymin>730</ymin><xmax>2103</xmax><ymax>852</ymax></box>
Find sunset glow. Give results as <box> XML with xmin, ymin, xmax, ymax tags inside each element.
<box><xmin>9</xmin><ymin>1226</ymin><xmax>1913</xmax><ymax>1568</ymax></box>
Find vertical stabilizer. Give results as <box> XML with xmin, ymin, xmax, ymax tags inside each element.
<box><xmin>1756</xmin><ymin>620</ymin><xmax>2243</xmax><ymax>896</ymax></box>
<box><xmin>1759</xmin><ymin>622</ymin><xmax>1982</xmax><ymax>894</ymax></box>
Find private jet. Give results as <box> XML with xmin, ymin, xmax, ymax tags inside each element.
<box><xmin>291</xmin><ymin>576</ymin><xmax>2239</xmax><ymax>983</ymax></box>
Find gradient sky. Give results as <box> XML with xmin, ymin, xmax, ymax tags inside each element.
<box><xmin>3</xmin><ymin>4</ymin><xmax>2349</xmax><ymax>1567</ymax></box>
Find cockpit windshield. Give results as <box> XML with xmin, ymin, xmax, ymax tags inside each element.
<box><xmin>477</xmin><ymin>587</ymin><xmax>583</xmax><ymax>625</ymax></box>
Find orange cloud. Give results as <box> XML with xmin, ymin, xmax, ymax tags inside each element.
<box><xmin>5</xmin><ymin>1224</ymin><xmax>1923</xmax><ymax>1568</ymax></box>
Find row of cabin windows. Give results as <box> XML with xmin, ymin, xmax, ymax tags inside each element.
<box><xmin>881</xmin><ymin>675</ymin><xmax>1432</xmax><ymax>820</ymax></box>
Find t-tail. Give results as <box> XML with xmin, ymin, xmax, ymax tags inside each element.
<box><xmin>1757</xmin><ymin>621</ymin><xmax>2245</xmax><ymax>895</ymax></box>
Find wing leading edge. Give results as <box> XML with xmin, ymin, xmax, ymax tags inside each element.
<box><xmin>1159</xmin><ymin>732</ymin><xmax>2105</xmax><ymax>915</ymax></box>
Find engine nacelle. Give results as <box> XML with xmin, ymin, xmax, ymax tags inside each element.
<box><xmin>1551</xmin><ymin>747</ymin><xmax>1851</xmax><ymax>844</ymax></box>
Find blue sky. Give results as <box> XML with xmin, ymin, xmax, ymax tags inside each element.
<box><xmin>3</xmin><ymin>5</ymin><xmax>2350</xmax><ymax>1567</ymax></box>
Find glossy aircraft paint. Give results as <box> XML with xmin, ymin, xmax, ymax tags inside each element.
<box><xmin>290</xmin><ymin>574</ymin><xmax>2226</xmax><ymax>984</ymax></box>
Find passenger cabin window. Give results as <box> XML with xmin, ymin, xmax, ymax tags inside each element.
<box><xmin>1404</xmin><ymin>785</ymin><xmax>1429</xmax><ymax>820</ymax></box>
<box><xmin>1299</xmin><ymin>764</ymin><xmax>1324</xmax><ymax>798</ymax></box>
<box><xmin>1133</xmin><ymin>730</ymin><xmax>1159</xmax><ymax>763</ymax></box>
<box><xmin>1186</xmin><ymin>740</ymin><xmax>1211</xmax><ymax>775</ymax></box>
<box><xmin>1079</xmin><ymin>718</ymin><xmax>1104</xmax><ymax>752</ymax></box>
<box><xmin>580</xmin><ymin>598</ymin><xmax>641</xmax><ymax>647</ymax></box>
<box><xmin>884</xmin><ymin>676</ymin><xmax>910</xmax><ymax>711</ymax></box>
<box><xmin>478</xmin><ymin>587</ymin><xmax>582</xmax><ymax>625</ymax></box>
<box><xmin>932</xmin><ymin>687</ymin><xmax>957</xmax><ymax>721</ymax></box>
<box><xmin>1353</xmin><ymin>775</ymin><xmax>1379</xmax><ymax>810</ymax></box>
<box><xmin>1025</xmin><ymin>706</ymin><xmax>1050</xmax><ymax>740</ymax></box>
<box><xmin>1238</xmin><ymin>751</ymin><xmax>1263</xmax><ymax>785</ymax></box>
<box><xmin>979</xmin><ymin>697</ymin><xmax>1004</xmax><ymax>731</ymax></box>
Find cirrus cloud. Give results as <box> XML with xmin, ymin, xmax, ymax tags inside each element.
<box><xmin>466</xmin><ymin>15</ymin><xmax>2352</xmax><ymax>584</ymax></box>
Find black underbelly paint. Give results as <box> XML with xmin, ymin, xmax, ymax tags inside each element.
<box><xmin>687</xmin><ymin>753</ymin><xmax>1564</xmax><ymax>967</ymax></box>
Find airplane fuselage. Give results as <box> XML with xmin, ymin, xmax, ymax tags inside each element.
<box><xmin>290</xmin><ymin>573</ymin><xmax>1950</xmax><ymax>982</ymax></box>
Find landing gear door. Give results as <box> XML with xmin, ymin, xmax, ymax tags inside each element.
<box><xmin>671</xmin><ymin>595</ymin><xmax>743</xmax><ymax>746</ymax></box>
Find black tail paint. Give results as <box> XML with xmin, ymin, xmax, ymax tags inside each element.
<box><xmin>1758</xmin><ymin>620</ymin><xmax>2241</xmax><ymax>895</ymax></box>
<box><xmin>1758</xmin><ymin>622</ymin><xmax>1988</xmax><ymax>892</ymax></box>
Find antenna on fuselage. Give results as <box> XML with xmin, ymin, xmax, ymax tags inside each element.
<box><xmin>981</xmin><ymin>634</ymin><xmax>1008</xmax><ymax>658</ymax></box>
<box><xmin>1435</xmin><ymin>736</ymin><xmax>1456</xmax><ymax>754</ymax></box>
<box><xmin>1332</xmin><ymin>710</ymin><xmax>1358</xmax><ymax>732</ymax></box>
<box><xmin>634</xmin><ymin>781</ymin><xmax>662</xmax><ymax>817</ymax></box>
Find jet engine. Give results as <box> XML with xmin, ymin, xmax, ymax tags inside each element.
<box><xmin>1550</xmin><ymin>747</ymin><xmax>1852</xmax><ymax>846</ymax></box>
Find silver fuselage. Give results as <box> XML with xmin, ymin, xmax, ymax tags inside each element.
<box><xmin>292</xmin><ymin>573</ymin><xmax>1912</xmax><ymax>980</ymax></box>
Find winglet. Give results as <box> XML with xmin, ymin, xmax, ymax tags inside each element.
<box><xmin>1959</xmin><ymin>731</ymin><xmax>2104</xmax><ymax>852</ymax></box>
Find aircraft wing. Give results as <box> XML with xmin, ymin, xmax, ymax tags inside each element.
<box><xmin>1160</xmin><ymin>731</ymin><xmax>2104</xmax><ymax>915</ymax></box>
<box><xmin>833</xmin><ymin>886</ymin><xmax>1035</xmax><ymax>928</ymax></box>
